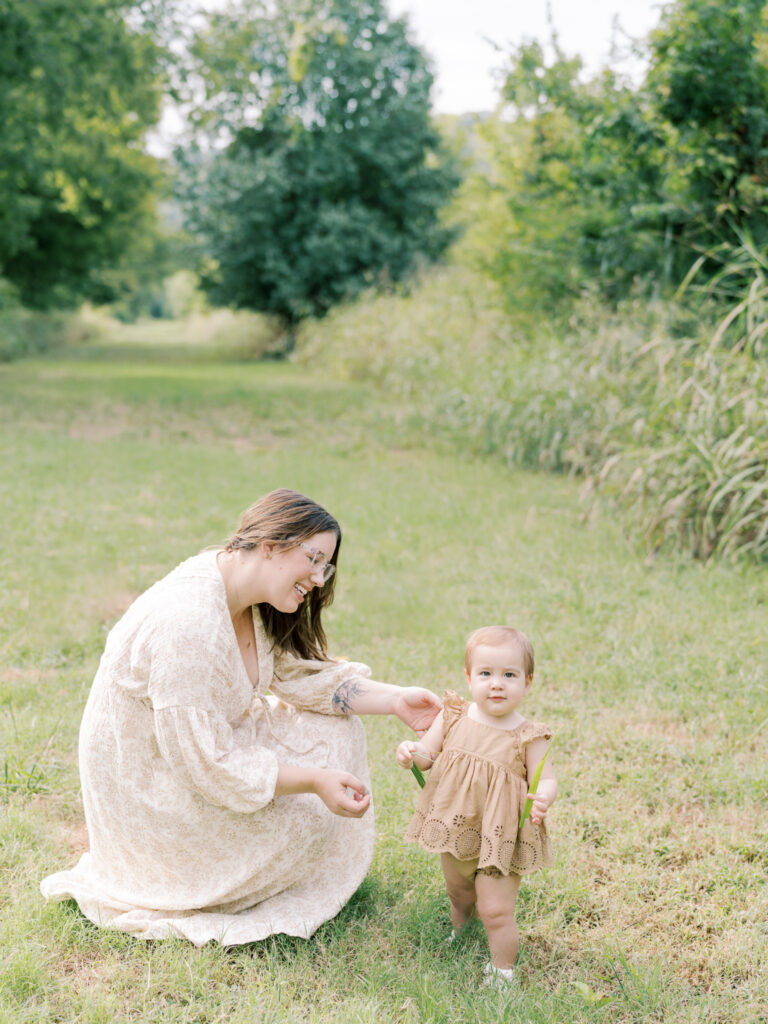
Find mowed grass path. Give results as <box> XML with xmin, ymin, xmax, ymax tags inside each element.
<box><xmin>1</xmin><ymin>348</ymin><xmax>766</xmax><ymax>1024</ymax></box>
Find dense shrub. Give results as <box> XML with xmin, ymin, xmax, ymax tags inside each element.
<box><xmin>0</xmin><ymin>308</ymin><xmax>70</xmax><ymax>362</ymax></box>
<box><xmin>296</xmin><ymin>268</ymin><xmax>768</xmax><ymax>562</ymax></box>
<box><xmin>0</xmin><ymin>288</ymin><xmax>107</xmax><ymax>362</ymax></box>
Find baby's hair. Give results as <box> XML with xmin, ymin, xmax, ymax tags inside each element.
<box><xmin>464</xmin><ymin>626</ymin><xmax>535</xmax><ymax>678</ymax></box>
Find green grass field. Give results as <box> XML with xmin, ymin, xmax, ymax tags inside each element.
<box><xmin>1</xmin><ymin>338</ymin><xmax>766</xmax><ymax>1023</ymax></box>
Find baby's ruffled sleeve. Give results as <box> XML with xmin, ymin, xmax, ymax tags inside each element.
<box><xmin>519</xmin><ymin>720</ymin><xmax>553</xmax><ymax>747</ymax></box>
<box><xmin>441</xmin><ymin>690</ymin><xmax>468</xmax><ymax>735</ymax></box>
<box><xmin>270</xmin><ymin>650</ymin><xmax>373</xmax><ymax>715</ymax></box>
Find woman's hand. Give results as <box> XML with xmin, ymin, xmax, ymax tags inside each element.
<box><xmin>391</xmin><ymin>687</ymin><xmax>443</xmax><ymax>736</ymax></box>
<box><xmin>312</xmin><ymin>769</ymin><xmax>371</xmax><ymax>818</ymax></box>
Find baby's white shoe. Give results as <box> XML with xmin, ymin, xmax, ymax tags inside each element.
<box><xmin>482</xmin><ymin>963</ymin><xmax>520</xmax><ymax>990</ymax></box>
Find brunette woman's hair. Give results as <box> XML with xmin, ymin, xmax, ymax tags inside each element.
<box><xmin>222</xmin><ymin>489</ymin><xmax>341</xmax><ymax>661</ymax></box>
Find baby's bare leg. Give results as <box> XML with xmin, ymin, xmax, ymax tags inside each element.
<box><xmin>474</xmin><ymin>870</ymin><xmax>522</xmax><ymax>968</ymax></box>
<box><xmin>440</xmin><ymin>854</ymin><xmax>476</xmax><ymax>931</ymax></box>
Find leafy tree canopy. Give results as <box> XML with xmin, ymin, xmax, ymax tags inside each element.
<box><xmin>178</xmin><ymin>0</ymin><xmax>460</xmax><ymax>327</ymax></box>
<box><xmin>462</xmin><ymin>0</ymin><xmax>768</xmax><ymax>313</ymax></box>
<box><xmin>646</xmin><ymin>0</ymin><xmax>768</xmax><ymax>238</ymax></box>
<box><xmin>0</xmin><ymin>0</ymin><xmax>166</xmax><ymax>308</ymax></box>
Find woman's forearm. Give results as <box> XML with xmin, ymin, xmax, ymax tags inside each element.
<box><xmin>274</xmin><ymin>764</ymin><xmax>371</xmax><ymax>817</ymax></box>
<box><xmin>331</xmin><ymin>678</ymin><xmax>399</xmax><ymax>716</ymax></box>
<box><xmin>274</xmin><ymin>764</ymin><xmax>321</xmax><ymax>796</ymax></box>
<box><xmin>333</xmin><ymin>679</ymin><xmax>443</xmax><ymax>735</ymax></box>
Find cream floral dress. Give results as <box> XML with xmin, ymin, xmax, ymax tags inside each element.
<box><xmin>405</xmin><ymin>691</ymin><xmax>553</xmax><ymax>875</ymax></box>
<box><xmin>40</xmin><ymin>551</ymin><xmax>375</xmax><ymax>946</ymax></box>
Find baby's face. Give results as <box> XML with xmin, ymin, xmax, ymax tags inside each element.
<box><xmin>465</xmin><ymin>642</ymin><xmax>532</xmax><ymax>719</ymax></box>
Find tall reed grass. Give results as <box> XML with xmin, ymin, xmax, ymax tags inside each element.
<box><xmin>296</xmin><ymin>267</ymin><xmax>768</xmax><ymax>562</ymax></box>
<box><xmin>677</xmin><ymin>229</ymin><xmax>768</xmax><ymax>356</ymax></box>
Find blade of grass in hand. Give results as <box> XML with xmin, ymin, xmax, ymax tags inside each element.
<box><xmin>411</xmin><ymin>763</ymin><xmax>426</xmax><ymax>788</ymax></box>
<box><xmin>519</xmin><ymin>744</ymin><xmax>551</xmax><ymax>829</ymax></box>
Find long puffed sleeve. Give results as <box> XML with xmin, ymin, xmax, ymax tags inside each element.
<box><xmin>153</xmin><ymin>705</ymin><xmax>280</xmax><ymax>812</ymax></box>
<box><xmin>116</xmin><ymin>592</ymin><xmax>281</xmax><ymax>811</ymax></box>
<box><xmin>270</xmin><ymin>650</ymin><xmax>373</xmax><ymax>715</ymax></box>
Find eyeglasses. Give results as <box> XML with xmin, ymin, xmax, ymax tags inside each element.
<box><xmin>298</xmin><ymin>542</ymin><xmax>336</xmax><ymax>583</ymax></box>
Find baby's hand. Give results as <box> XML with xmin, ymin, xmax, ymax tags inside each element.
<box><xmin>396</xmin><ymin>741</ymin><xmax>417</xmax><ymax>769</ymax></box>
<box><xmin>528</xmin><ymin>793</ymin><xmax>550</xmax><ymax>825</ymax></box>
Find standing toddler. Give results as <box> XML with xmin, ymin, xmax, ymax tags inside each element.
<box><xmin>397</xmin><ymin>626</ymin><xmax>557</xmax><ymax>986</ymax></box>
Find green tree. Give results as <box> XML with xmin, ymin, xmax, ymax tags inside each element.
<box><xmin>465</xmin><ymin>0</ymin><xmax>768</xmax><ymax>313</ymax></box>
<box><xmin>645</xmin><ymin>0</ymin><xmax>768</xmax><ymax>300</ymax></box>
<box><xmin>0</xmin><ymin>0</ymin><xmax>166</xmax><ymax>307</ymax></box>
<box><xmin>460</xmin><ymin>42</ymin><xmax>670</xmax><ymax>309</ymax></box>
<box><xmin>178</xmin><ymin>0</ymin><xmax>459</xmax><ymax>329</ymax></box>
<box><xmin>648</xmin><ymin>0</ymin><xmax>768</xmax><ymax>234</ymax></box>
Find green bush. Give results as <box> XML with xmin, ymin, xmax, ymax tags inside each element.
<box><xmin>296</xmin><ymin>268</ymin><xmax>768</xmax><ymax>562</ymax></box>
<box><xmin>0</xmin><ymin>307</ymin><xmax>66</xmax><ymax>362</ymax></box>
<box><xmin>0</xmin><ymin>303</ymin><xmax>107</xmax><ymax>362</ymax></box>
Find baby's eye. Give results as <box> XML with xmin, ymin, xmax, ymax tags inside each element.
<box><xmin>478</xmin><ymin>670</ymin><xmax>490</xmax><ymax>677</ymax></box>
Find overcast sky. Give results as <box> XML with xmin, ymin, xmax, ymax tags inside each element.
<box><xmin>388</xmin><ymin>0</ymin><xmax>665</xmax><ymax>113</ymax></box>
<box><xmin>148</xmin><ymin>1</ymin><xmax>665</xmax><ymax>153</ymax></box>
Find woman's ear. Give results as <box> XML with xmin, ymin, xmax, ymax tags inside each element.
<box><xmin>260</xmin><ymin>541</ymin><xmax>274</xmax><ymax>560</ymax></box>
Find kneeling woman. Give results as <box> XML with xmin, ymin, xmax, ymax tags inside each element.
<box><xmin>42</xmin><ymin>489</ymin><xmax>441</xmax><ymax>946</ymax></box>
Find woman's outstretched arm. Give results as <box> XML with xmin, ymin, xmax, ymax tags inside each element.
<box><xmin>332</xmin><ymin>679</ymin><xmax>443</xmax><ymax>735</ymax></box>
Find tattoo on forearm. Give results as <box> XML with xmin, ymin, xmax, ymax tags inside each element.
<box><xmin>332</xmin><ymin>680</ymin><xmax>366</xmax><ymax>713</ymax></box>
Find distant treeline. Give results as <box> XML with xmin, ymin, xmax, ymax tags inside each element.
<box><xmin>3</xmin><ymin>0</ymin><xmax>768</xmax><ymax>338</ymax></box>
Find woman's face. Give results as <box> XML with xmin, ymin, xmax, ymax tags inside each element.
<box><xmin>263</xmin><ymin>529</ymin><xmax>338</xmax><ymax>613</ymax></box>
